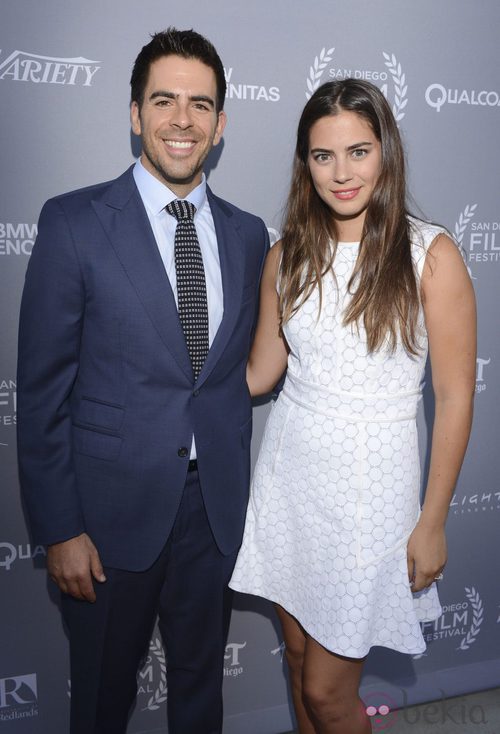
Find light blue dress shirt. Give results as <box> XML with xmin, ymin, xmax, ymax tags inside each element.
<box><xmin>133</xmin><ymin>159</ymin><xmax>224</xmax><ymax>458</ymax></box>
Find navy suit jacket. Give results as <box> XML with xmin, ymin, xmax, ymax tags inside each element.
<box><xmin>17</xmin><ymin>166</ymin><xmax>269</xmax><ymax>570</ymax></box>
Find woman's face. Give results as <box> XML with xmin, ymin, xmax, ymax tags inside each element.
<box><xmin>308</xmin><ymin>110</ymin><xmax>382</xmax><ymax>240</ymax></box>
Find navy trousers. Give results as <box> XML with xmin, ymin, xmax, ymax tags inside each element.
<box><xmin>61</xmin><ymin>471</ymin><xmax>238</xmax><ymax>734</ymax></box>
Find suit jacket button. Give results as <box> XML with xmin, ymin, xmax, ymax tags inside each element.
<box><xmin>193</xmin><ymin>389</ymin><xmax>200</xmax><ymax>397</ymax></box>
<box><xmin>178</xmin><ymin>447</ymin><xmax>188</xmax><ymax>458</ymax></box>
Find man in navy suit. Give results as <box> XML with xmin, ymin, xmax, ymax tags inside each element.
<box><xmin>17</xmin><ymin>28</ymin><xmax>268</xmax><ymax>734</ymax></box>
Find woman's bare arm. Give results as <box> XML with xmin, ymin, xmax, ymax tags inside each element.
<box><xmin>407</xmin><ymin>234</ymin><xmax>476</xmax><ymax>592</ymax></box>
<box><xmin>246</xmin><ymin>242</ymin><xmax>289</xmax><ymax>396</ymax></box>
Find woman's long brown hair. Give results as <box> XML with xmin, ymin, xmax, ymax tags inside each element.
<box><xmin>279</xmin><ymin>79</ymin><xmax>420</xmax><ymax>354</ymax></box>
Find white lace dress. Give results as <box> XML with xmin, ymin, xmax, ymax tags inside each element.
<box><xmin>230</xmin><ymin>218</ymin><xmax>444</xmax><ymax>656</ymax></box>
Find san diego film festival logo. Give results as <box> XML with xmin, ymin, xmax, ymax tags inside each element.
<box><xmin>0</xmin><ymin>674</ymin><xmax>39</xmax><ymax>722</ymax></box>
<box><xmin>133</xmin><ymin>638</ymin><xmax>247</xmax><ymax>714</ymax></box>
<box><xmin>454</xmin><ymin>203</ymin><xmax>500</xmax><ymax>266</ymax></box>
<box><xmin>417</xmin><ymin>586</ymin><xmax>484</xmax><ymax>654</ymax></box>
<box><xmin>305</xmin><ymin>47</ymin><xmax>408</xmax><ymax>123</ymax></box>
<box><xmin>0</xmin><ymin>49</ymin><xmax>100</xmax><ymax>86</ymax></box>
<box><xmin>0</xmin><ymin>379</ymin><xmax>17</xmax><ymax>447</ymax></box>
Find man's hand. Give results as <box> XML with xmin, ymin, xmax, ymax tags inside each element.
<box><xmin>47</xmin><ymin>533</ymin><xmax>106</xmax><ymax>602</ymax></box>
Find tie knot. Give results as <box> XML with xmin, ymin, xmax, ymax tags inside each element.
<box><xmin>166</xmin><ymin>199</ymin><xmax>196</xmax><ymax>222</ymax></box>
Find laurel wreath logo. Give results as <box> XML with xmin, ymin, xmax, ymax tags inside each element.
<box><xmin>457</xmin><ymin>586</ymin><xmax>483</xmax><ymax>651</ymax></box>
<box><xmin>382</xmin><ymin>53</ymin><xmax>408</xmax><ymax>121</ymax></box>
<box><xmin>305</xmin><ymin>47</ymin><xmax>335</xmax><ymax>99</ymax></box>
<box><xmin>142</xmin><ymin>637</ymin><xmax>167</xmax><ymax>711</ymax></box>
<box><xmin>454</xmin><ymin>204</ymin><xmax>478</xmax><ymax>245</ymax></box>
<box><xmin>271</xmin><ymin>641</ymin><xmax>286</xmax><ymax>661</ymax></box>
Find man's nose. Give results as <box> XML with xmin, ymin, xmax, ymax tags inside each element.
<box><xmin>170</xmin><ymin>103</ymin><xmax>193</xmax><ymax>129</ymax></box>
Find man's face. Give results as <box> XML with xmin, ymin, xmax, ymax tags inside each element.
<box><xmin>131</xmin><ymin>55</ymin><xmax>226</xmax><ymax>197</ymax></box>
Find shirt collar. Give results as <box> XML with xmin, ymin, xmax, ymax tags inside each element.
<box><xmin>133</xmin><ymin>158</ymin><xmax>207</xmax><ymax>216</ymax></box>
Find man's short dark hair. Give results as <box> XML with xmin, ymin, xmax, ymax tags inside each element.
<box><xmin>130</xmin><ymin>27</ymin><xmax>226</xmax><ymax>112</ymax></box>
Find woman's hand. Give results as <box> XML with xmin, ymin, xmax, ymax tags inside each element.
<box><xmin>406</xmin><ymin>519</ymin><xmax>447</xmax><ymax>592</ymax></box>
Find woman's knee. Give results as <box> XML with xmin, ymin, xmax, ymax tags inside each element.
<box><xmin>302</xmin><ymin>681</ymin><xmax>354</xmax><ymax>723</ymax></box>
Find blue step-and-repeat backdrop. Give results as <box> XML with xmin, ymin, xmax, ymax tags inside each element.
<box><xmin>1</xmin><ymin>1</ymin><xmax>499</xmax><ymax>732</ymax></box>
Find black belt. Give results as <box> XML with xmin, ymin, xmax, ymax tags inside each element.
<box><xmin>187</xmin><ymin>459</ymin><xmax>198</xmax><ymax>472</ymax></box>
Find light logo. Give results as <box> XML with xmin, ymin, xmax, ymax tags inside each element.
<box><xmin>0</xmin><ymin>50</ymin><xmax>100</xmax><ymax>86</ymax></box>
<box><xmin>450</xmin><ymin>489</ymin><xmax>500</xmax><ymax>517</ymax></box>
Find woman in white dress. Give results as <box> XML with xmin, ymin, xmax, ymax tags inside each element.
<box><xmin>229</xmin><ymin>79</ymin><xmax>476</xmax><ymax>734</ymax></box>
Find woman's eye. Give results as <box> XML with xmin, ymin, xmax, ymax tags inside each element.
<box><xmin>352</xmin><ymin>149</ymin><xmax>368</xmax><ymax>159</ymax></box>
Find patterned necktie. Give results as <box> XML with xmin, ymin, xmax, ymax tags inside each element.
<box><xmin>166</xmin><ymin>199</ymin><xmax>209</xmax><ymax>380</ymax></box>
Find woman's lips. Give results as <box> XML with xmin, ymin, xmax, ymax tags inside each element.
<box><xmin>332</xmin><ymin>187</ymin><xmax>361</xmax><ymax>200</ymax></box>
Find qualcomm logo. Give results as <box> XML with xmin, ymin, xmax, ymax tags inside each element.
<box><xmin>305</xmin><ymin>48</ymin><xmax>408</xmax><ymax>122</ymax></box>
<box><xmin>0</xmin><ymin>542</ymin><xmax>46</xmax><ymax>571</ymax></box>
<box><xmin>425</xmin><ymin>84</ymin><xmax>500</xmax><ymax>113</ymax></box>
<box><xmin>0</xmin><ymin>49</ymin><xmax>101</xmax><ymax>85</ymax></box>
<box><xmin>224</xmin><ymin>641</ymin><xmax>246</xmax><ymax>678</ymax></box>
<box><xmin>223</xmin><ymin>67</ymin><xmax>279</xmax><ymax>102</ymax></box>
<box><xmin>0</xmin><ymin>674</ymin><xmax>39</xmax><ymax>721</ymax></box>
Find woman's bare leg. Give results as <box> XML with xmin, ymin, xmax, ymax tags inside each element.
<box><xmin>275</xmin><ymin>604</ymin><xmax>316</xmax><ymax>734</ymax></box>
<box><xmin>302</xmin><ymin>634</ymin><xmax>370</xmax><ymax>734</ymax></box>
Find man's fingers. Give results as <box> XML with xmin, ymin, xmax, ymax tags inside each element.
<box><xmin>89</xmin><ymin>547</ymin><xmax>106</xmax><ymax>584</ymax></box>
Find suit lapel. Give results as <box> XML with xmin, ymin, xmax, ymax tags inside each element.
<box><xmin>196</xmin><ymin>188</ymin><xmax>245</xmax><ymax>387</ymax></box>
<box><xmin>92</xmin><ymin>168</ymin><xmax>193</xmax><ymax>382</ymax></box>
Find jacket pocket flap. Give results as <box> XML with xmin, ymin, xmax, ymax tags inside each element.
<box><xmin>76</xmin><ymin>397</ymin><xmax>125</xmax><ymax>431</ymax></box>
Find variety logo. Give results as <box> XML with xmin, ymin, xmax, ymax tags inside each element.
<box><xmin>0</xmin><ymin>674</ymin><xmax>39</xmax><ymax>721</ymax></box>
<box><xmin>0</xmin><ymin>542</ymin><xmax>46</xmax><ymax>571</ymax></box>
<box><xmin>305</xmin><ymin>48</ymin><xmax>408</xmax><ymax>121</ymax></box>
<box><xmin>455</xmin><ymin>204</ymin><xmax>500</xmax><ymax>265</ymax></box>
<box><xmin>419</xmin><ymin>587</ymin><xmax>483</xmax><ymax>651</ymax></box>
<box><xmin>0</xmin><ymin>50</ymin><xmax>101</xmax><ymax>86</ymax></box>
<box><xmin>0</xmin><ymin>223</ymin><xmax>36</xmax><ymax>256</ymax></box>
<box><xmin>450</xmin><ymin>489</ymin><xmax>500</xmax><ymax>516</ymax></box>
<box><xmin>223</xmin><ymin>67</ymin><xmax>279</xmax><ymax>102</ymax></box>
<box><xmin>138</xmin><ymin>637</ymin><xmax>167</xmax><ymax>712</ymax></box>
<box><xmin>425</xmin><ymin>83</ymin><xmax>500</xmax><ymax>113</ymax></box>
<box><xmin>224</xmin><ymin>641</ymin><xmax>246</xmax><ymax>678</ymax></box>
